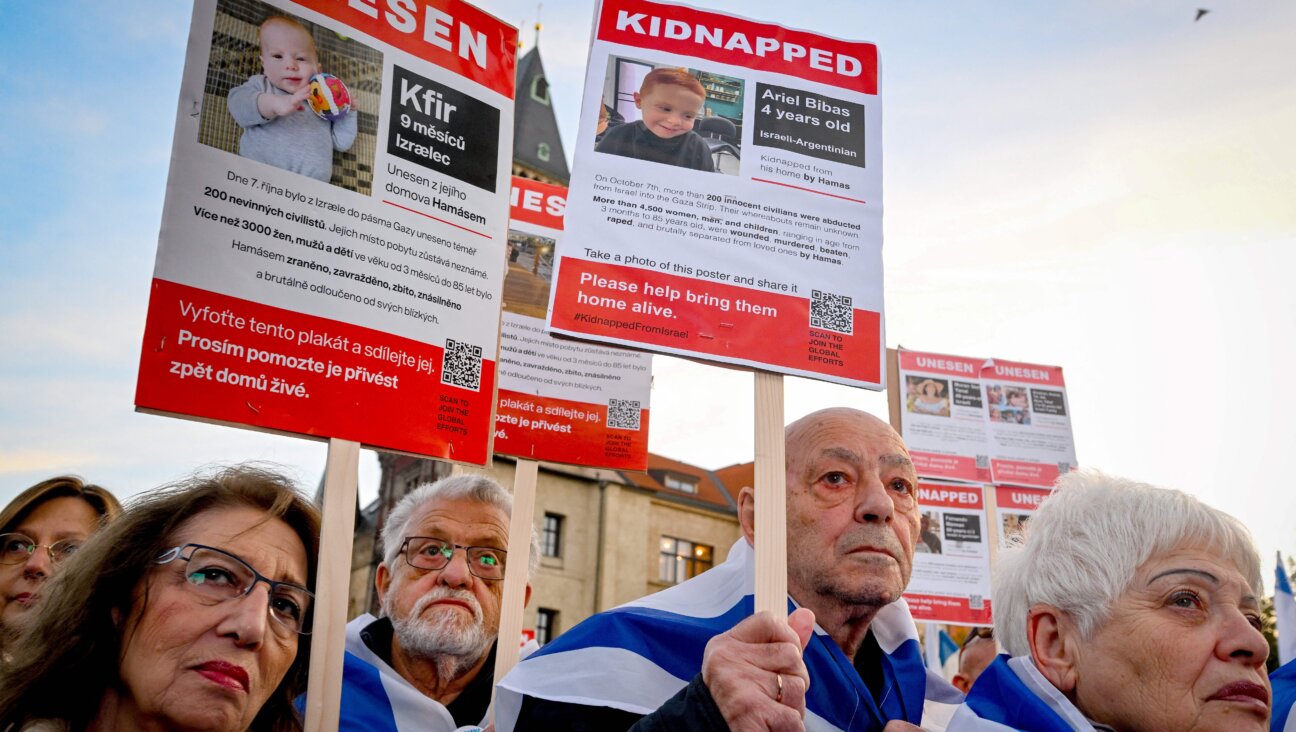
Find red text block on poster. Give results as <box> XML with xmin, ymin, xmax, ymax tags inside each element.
<box><xmin>137</xmin><ymin>279</ymin><xmax>494</xmax><ymax>463</ymax></box>
<box><xmin>549</xmin><ymin>259</ymin><xmax>880</xmax><ymax>384</ymax></box>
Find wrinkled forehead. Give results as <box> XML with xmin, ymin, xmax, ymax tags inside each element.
<box><xmin>789</xmin><ymin>413</ymin><xmax>911</xmax><ymax>471</ymax></box>
<box><xmin>407</xmin><ymin>497</ymin><xmax>509</xmax><ymax>547</ymax></box>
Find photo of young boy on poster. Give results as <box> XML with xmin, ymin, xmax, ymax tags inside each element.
<box><xmin>594</xmin><ymin>57</ymin><xmax>744</xmax><ymax>175</ymax></box>
<box><xmin>198</xmin><ymin>0</ymin><xmax>380</xmax><ymax>194</ymax></box>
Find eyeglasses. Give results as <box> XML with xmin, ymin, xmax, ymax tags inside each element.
<box><xmin>155</xmin><ymin>544</ymin><xmax>314</xmax><ymax>635</ymax></box>
<box><xmin>0</xmin><ymin>533</ymin><xmax>82</xmax><ymax>566</ymax></box>
<box><xmin>399</xmin><ymin>536</ymin><xmax>507</xmax><ymax>581</ymax></box>
<box><xmin>962</xmin><ymin>627</ymin><xmax>994</xmax><ymax>648</ymax></box>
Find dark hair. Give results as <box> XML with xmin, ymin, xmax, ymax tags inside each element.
<box><xmin>0</xmin><ymin>475</ymin><xmax>122</xmax><ymax>535</ymax></box>
<box><xmin>0</xmin><ymin>466</ymin><xmax>321</xmax><ymax>732</ymax></box>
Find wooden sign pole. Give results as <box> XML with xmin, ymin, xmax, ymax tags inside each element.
<box><xmin>492</xmin><ymin>457</ymin><xmax>540</xmax><ymax>712</ymax></box>
<box><xmin>753</xmin><ymin>371</ymin><xmax>787</xmax><ymax>618</ymax></box>
<box><xmin>304</xmin><ymin>437</ymin><xmax>360</xmax><ymax>732</ymax></box>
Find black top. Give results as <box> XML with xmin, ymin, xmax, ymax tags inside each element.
<box><xmin>515</xmin><ymin>630</ymin><xmax>889</xmax><ymax>731</ymax></box>
<box><xmin>360</xmin><ymin>616</ymin><xmax>498</xmax><ymax>727</ymax></box>
<box><xmin>595</xmin><ymin>121</ymin><xmax>716</xmax><ymax>173</ymax></box>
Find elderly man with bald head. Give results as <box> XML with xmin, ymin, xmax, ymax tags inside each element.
<box><xmin>498</xmin><ymin>408</ymin><xmax>954</xmax><ymax>731</ymax></box>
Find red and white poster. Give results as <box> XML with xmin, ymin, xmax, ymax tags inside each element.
<box><xmin>994</xmin><ymin>485</ymin><xmax>1052</xmax><ymax>548</ymax></box>
<box><xmin>981</xmin><ymin>359</ymin><xmax>1076</xmax><ymax>488</ymax></box>
<box><xmin>135</xmin><ymin>0</ymin><xmax>517</xmax><ymax>464</ymax></box>
<box><xmin>897</xmin><ymin>349</ymin><xmax>991</xmax><ymax>483</ymax></box>
<box><xmin>496</xmin><ymin>178</ymin><xmax>653</xmax><ymax>469</ymax></box>
<box><xmin>905</xmin><ymin>482</ymin><xmax>993</xmax><ymax>626</ymax></box>
<box><xmin>546</xmin><ymin>0</ymin><xmax>886</xmax><ymax>388</ymax></box>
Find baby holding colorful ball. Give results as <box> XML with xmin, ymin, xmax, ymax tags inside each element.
<box><xmin>227</xmin><ymin>16</ymin><xmax>357</xmax><ymax>182</ymax></box>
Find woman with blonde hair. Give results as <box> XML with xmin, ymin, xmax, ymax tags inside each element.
<box><xmin>0</xmin><ymin>476</ymin><xmax>121</xmax><ymax>648</ymax></box>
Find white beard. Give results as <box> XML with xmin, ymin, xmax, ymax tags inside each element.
<box><xmin>385</xmin><ymin>584</ymin><xmax>491</xmax><ymax>661</ymax></box>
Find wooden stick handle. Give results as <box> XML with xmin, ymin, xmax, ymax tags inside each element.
<box><xmin>304</xmin><ymin>438</ymin><xmax>360</xmax><ymax>732</ymax></box>
<box><xmin>492</xmin><ymin>458</ymin><xmax>540</xmax><ymax>718</ymax></box>
<box><xmin>753</xmin><ymin>371</ymin><xmax>787</xmax><ymax>618</ymax></box>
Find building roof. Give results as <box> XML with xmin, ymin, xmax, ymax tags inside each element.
<box><xmin>512</xmin><ymin>46</ymin><xmax>570</xmax><ymax>184</ymax></box>
<box><xmin>712</xmin><ymin>461</ymin><xmax>755</xmax><ymax>497</ymax></box>
<box><xmin>617</xmin><ymin>453</ymin><xmax>741</xmax><ymax>514</ymax></box>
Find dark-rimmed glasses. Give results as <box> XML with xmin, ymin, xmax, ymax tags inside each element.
<box><xmin>962</xmin><ymin>627</ymin><xmax>994</xmax><ymax>648</ymax></box>
<box><xmin>399</xmin><ymin>536</ymin><xmax>507</xmax><ymax>580</ymax></box>
<box><xmin>155</xmin><ymin>543</ymin><xmax>313</xmax><ymax>635</ymax></box>
<box><xmin>0</xmin><ymin>533</ymin><xmax>81</xmax><ymax>565</ymax></box>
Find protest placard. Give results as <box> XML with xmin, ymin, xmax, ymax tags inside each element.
<box><xmin>546</xmin><ymin>0</ymin><xmax>886</xmax><ymax>388</ymax></box>
<box><xmin>134</xmin><ymin>0</ymin><xmax>518</xmax><ymax>465</ymax></box>
<box><xmin>994</xmin><ymin>485</ymin><xmax>1051</xmax><ymax>548</ymax></box>
<box><xmin>981</xmin><ymin>359</ymin><xmax>1076</xmax><ymax>488</ymax></box>
<box><xmin>905</xmin><ymin>481</ymin><xmax>994</xmax><ymax>626</ymax></box>
<box><xmin>497</xmin><ymin>177</ymin><xmax>653</xmax><ymax>469</ymax></box>
<box><xmin>896</xmin><ymin>349</ymin><xmax>991</xmax><ymax>483</ymax></box>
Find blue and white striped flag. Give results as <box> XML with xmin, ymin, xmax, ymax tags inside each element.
<box><xmin>1272</xmin><ymin>657</ymin><xmax>1296</xmax><ymax>732</ymax></box>
<box><xmin>946</xmin><ymin>655</ymin><xmax>1093</xmax><ymax>731</ymax></box>
<box><xmin>1277</xmin><ymin>552</ymin><xmax>1296</xmax><ymax>666</ymax></box>
<box><xmin>497</xmin><ymin>538</ymin><xmax>960</xmax><ymax>731</ymax></box>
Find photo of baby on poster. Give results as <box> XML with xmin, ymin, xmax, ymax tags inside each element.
<box><xmin>197</xmin><ymin>0</ymin><xmax>380</xmax><ymax>194</ymax></box>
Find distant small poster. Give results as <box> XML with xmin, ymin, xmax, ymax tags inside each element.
<box><xmin>981</xmin><ymin>359</ymin><xmax>1076</xmax><ymax>488</ymax></box>
<box><xmin>905</xmin><ymin>482</ymin><xmax>993</xmax><ymax>626</ymax></box>
<box><xmin>495</xmin><ymin>178</ymin><xmax>652</xmax><ymax>469</ymax></box>
<box><xmin>897</xmin><ymin>349</ymin><xmax>990</xmax><ymax>483</ymax></box>
<box><xmin>994</xmin><ymin>485</ymin><xmax>1051</xmax><ymax>548</ymax></box>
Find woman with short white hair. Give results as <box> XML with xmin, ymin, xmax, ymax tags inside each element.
<box><xmin>949</xmin><ymin>470</ymin><xmax>1270</xmax><ymax>731</ymax></box>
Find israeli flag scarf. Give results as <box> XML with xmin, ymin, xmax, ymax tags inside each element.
<box><xmin>946</xmin><ymin>655</ymin><xmax>1096</xmax><ymax>731</ymax></box>
<box><xmin>1273</xmin><ymin>658</ymin><xmax>1296</xmax><ymax>732</ymax></box>
<box><xmin>497</xmin><ymin>538</ymin><xmax>949</xmax><ymax>731</ymax></box>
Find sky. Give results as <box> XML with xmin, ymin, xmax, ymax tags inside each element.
<box><xmin>2</xmin><ymin>2</ymin><xmax>1295</xmax><ymax>589</ymax></box>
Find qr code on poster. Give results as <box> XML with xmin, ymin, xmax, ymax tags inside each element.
<box><xmin>607</xmin><ymin>398</ymin><xmax>641</xmax><ymax>431</ymax></box>
<box><xmin>970</xmin><ymin>594</ymin><xmax>985</xmax><ymax>610</ymax></box>
<box><xmin>441</xmin><ymin>339</ymin><xmax>482</xmax><ymax>391</ymax></box>
<box><xmin>810</xmin><ymin>289</ymin><xmax>853</xmax><ymax>334</ymax></box>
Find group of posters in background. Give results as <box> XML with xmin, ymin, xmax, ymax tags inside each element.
<box><xmin>546</xmin><ymin>0</ymin><xmax>887</xmax><ymax>388</ymax></box>
<box><xmin>497</xmin><ymin>178</ymin><xmax>652</xmax><ymax>469</ymax></box>
<box><xmin>894</xmin><ymin>348</ymin><xmax>1076</xmax><ymax>625</ymax></box>
<box><xmin>136</xmin><ymin>0</ymin><xmax>519</xmax><ymax>463</ymax></box>
<box><xmin>904</xmin><ymin>481</ymin><xmax>993</xmax><ymax>626</ymax></box>
<box><xmin>897</xmin><ymin>348</ymin><xmax>1076</xmax><ymax>488</ymax></box>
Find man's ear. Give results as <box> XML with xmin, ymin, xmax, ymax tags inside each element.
<box><xmin>375</xmin><ymin>562</ymin><xmax>391</xmax><ymax>614</ymax></box>
<box><xmin>951</xmin><ymin>672</ymin><xmax>972</xmax><ymax>694</ymax></box>
<box><xmin>1026</xmin><ymin>604</ymin><xmax>1080</xmax><ymax>693</ymax></box>
<box><xmin>737</xmin><ymin>486</ymin><xmax>756</xmax><ymax>544</ymax></box>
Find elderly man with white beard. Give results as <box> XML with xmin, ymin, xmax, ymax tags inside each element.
<box><xmin>333</xmin><ymin>475</ymin><xmax>537</xmax><ymax>731</ymax></box>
